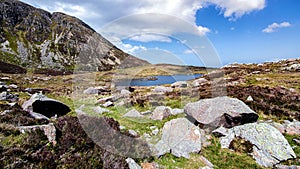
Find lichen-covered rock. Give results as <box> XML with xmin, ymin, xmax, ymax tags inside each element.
<box><xmin>154</xmin><ymin>118</ymin><xmax>202</xmax><ymax>158</ymax></box>
<box><xmin>220</xmin><ymin>123</ymin><xmax>296</xmax><ymax>167</ymax></box>
<box><xmin>150</xmin><ymin>106</ymin><xmax>172</xmax><ymax>121</ymax></box>
<box><xmin>184</xmin><ymin>96</ymin><xmax>258</xmax><ymax>129</ymax></box>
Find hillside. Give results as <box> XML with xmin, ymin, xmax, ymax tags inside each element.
<box><xmin>0</xmin><ymin>0</ymin><xmax>149</xmax><ymax>73</ymax></box>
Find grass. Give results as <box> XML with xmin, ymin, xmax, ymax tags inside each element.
<box><xmin>282</xmin><ymin>134</ymin><xmax>300</xmax><ymax>166</ymax></box>
<box><xmin>200</xmin><ymin>136</ymin><xmax>264</xmax><ymax>169</ymax></box>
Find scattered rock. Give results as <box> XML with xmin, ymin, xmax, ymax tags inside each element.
<box><xmin>192</xmin><ymin>78</ymin><xmax>208</xmax><ymax>87</ymax></box>
<box><xmin>18</xmin><ymin>123</ymin><xmax>56</xmax><ymax>144</ymax></box>
<box><xmin>152</xmin><ymin>86</ymin><xmax>173</xmax><ymax>93</ymax></box>
<box><xmin>123</xmin><ymin>109</ymin><xmax>143</xmax><ymax>118</ymax></box>
<box><xmin>152</xmin><ymin>128</ymin><xmax>159</xmax><ymax>136</ymax></box>
<box><xmin>119</xmin><ymin>125</ymin><xmax>126</xmax><ymax>130</ymax></box>
<box><xmin>275</xmin><ymin>164</ymin><xmax>300</xmax><ymax>169</ymax></box>
<box><xmin>154</xmin><ymin>118</ymin><xmax>202</xmax><ymax>158</ymax></box>
<box><xmin>126</xmin><ymin>158</ymin><xmax>142</xmax><ymax>169</ymax></box>
<box><xmin>141</xmin><ymin>110</ymin><xmax>152</xmax><ymax>115</ymax></box>
<box><xmin>29</xmin><ymin>112</ymin><xmax>50</xmax><ymax>120</ymax></box>
<box><xmin>246</xmin><ymin>95</ymin><xmax>254</xmax><ymax>102</ymax></box>
<box><xmin>184</xmin><ymin>96</ymin><xmax>258</xmax><ymax>129</ymax></box>
<box><xmin>93</xmin><ymin>106</ymin><xmax>110</xmax><ymax>114</ymax></box>
<box><xmin>283</xmin><ymin>120</ymin><xmax>300</xmax><ymax>135</ymax></box>
<box><xmin>22</xmin><ymin>93</ymin><xmax>71</xmax><ymax>118</ymax></box>
<box><xmin>284</xmin><ymin>64</ymin><xmax>300</xmax><ymax>71</ymax></box>
<box><xmin>220</xmin><ymin>123</ymin><xmax>296</xmax><ymax>167</ymax></box>
<box><xmin>128</xmin><ymin>129</ymin><xmax>138</xmax><ymax>137</ymax></box>
<box><xmin>101</xmin><ymin>101</ymin><xmax>114</xmax><ymax>107</ymax></box>
<box><xmin>120</xmin><ymin>89</ymin><xmax>131</xmax><ymax>97</ymax></box>
<box><xmin>0</xmin><ymin>91</ymin><xmax>19</xmax><ymax>102</ymax></box>
<box><xmin>8</xmin><ymin>84</ymin><xmax>18</xmax><ymax>89</ymax></box>
<box><xmin>171</xmin><ymin>81</ymin><xmax>188</xmax><ymax>88</ymax></box>
<box><xmin>83</xmin><ymin>87</ymin><xmax>99</xmax><ymax>94</ymax></box>
<box><xmin>150</xmin><ymin>106</ymin><xmax>172</xmax><ymax>121</ymax></box>
<box><xmin>171</xmin><ymin>108</ymin><xmax>184</xmax><ymax>115</ymax></box>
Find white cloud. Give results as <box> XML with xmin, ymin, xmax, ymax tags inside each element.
<box><xmin>206</xmin><ymin>0</ymin><xmax>266</xmax><ymax>20</ymax></box>
<box><xmin>262</xmin><ymin>22</ymin><xmax>292</xmax><ymax>33</ymax></box>
<box><xmin>119</xmin><ymin>43</ymin><xmax>147</xmax><ymax>54</ymax></box>
<box><xmin>184</xmin><ymin>49</ymin><xmax>194</xmax><ymax>54</ymax></box>
<box><xmin>129</xmin><ymin>34</ymin><xmax>172</xmax><ymax>43</ymax></box>
<box><xmin>197</xmin><ymin>26</ymin><xmax>211</xmax><ymax>36</ymax></box>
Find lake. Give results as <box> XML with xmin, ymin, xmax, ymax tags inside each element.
<box><xmin>115</xmin><ymin>74</ymin><xmax>203</xmax><ymax>86</ymax></box>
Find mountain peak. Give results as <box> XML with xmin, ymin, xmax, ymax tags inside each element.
<box><xmin>0</xmin><ymin>0</ymin><xmax>149</xmax><ymax>73</ymax></box>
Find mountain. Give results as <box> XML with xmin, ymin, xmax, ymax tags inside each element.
<box><xmin>0</xmin><ymin>0</ymin><xmax>149</xmax><ymax>73</ymax></box>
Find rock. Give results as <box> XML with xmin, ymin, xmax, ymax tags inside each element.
<box><xmin>8</xmin><ymin>84</ymin><xmax>18</xmax><ymax>89</ymax></box>
<box><xmin>154</xmin><ymin>118</ymin><xmax>202</xmax><ymax>158</ymax></box>
<box><xmin>283</xmin><ymin>120</ymin><xmax>300</xmax><ymax>135</ymax></box>
<box><xmin>171</xmin><ymin>81</ymin><xmax>188</xmax><ymax>88</ymax></box>
<box><xmin>22</xmin><ymin>93</ymin><xmax>71</xmax><ymax>118</ymax></box>
<box><xmin>152</xmin><ymin>128</ymin><xmax>159</xmax><ymax>135</ymax></box>
<box><xmin>141</xmin><ymin>110</ymin><xmax>152</xmax><ymax>115</ymax></box>
<box><xmin>184</xmin><ymin>96</ymin><xmax>258</xmax><ymax>129</ymax></box>
<box><xmin>246</xmin><ymin>95</ymin><xmax>254</xmax><ymax>102</ymax></box>
<box><xmin>128</xmin><ymin>129</ymin><xmax>138</xmax><ymax>137</ymax></box>
<box><xmin>150</xmin><ymin>106</ymin><xmax>172</xmax><ymax>121</ymax></box>
<box><xmin>192</xmin><ymin>78</ymin><xmax>208</xmax><ymax>87</ymax></box>
<box><xmin>126</xmin><ymin>158</ymin><xmax>142</xmax><ymax>169</ymax></box>
<box><xmin>123</xmin><ymin>109</ymin><xmax>143</xmax><ymax>118</ymax></box>
<box><xmin>0</xmin><ymin>91</ymin><xmax>19</xmax><ymax>102</ymax></box>
<box><xmin>270</xmin><ymin>122</ymin><xmax>285</xmax><ymax>134</ymax></box>
<box><xmin>93</xmin><ymin>106</ymin><xmax>110</xmax><ymax>114</ymax></box>
<box><xmin>171</xmin><ymin>108</ymin><xmax>184</xmax><ymax>115</ymax></box>
<box><xmin>120</xmin><ymin>89</ymin><xmax>131</xmax><ymax>97</ymax></box>
<box><xmin>220</xmin><ymin>123</ymin><xmax>296</xmax><ymax>167</ymax></box>
<box><xmin>119</xmin><ymin>125</ymin><xmax>126</xmax><ymax>130</ymax></box>
<box><xmin>275</xmin><ymin>164</ymin><xmax>300</xmax><ymax>169</ymax></box>
<box><xmin>284</xmin><ymin>64</ymin><xmax>300</xmax><ymax>71</ymax></box>
<box><xmin>83</xmin><ymin>87</ymin><xmax>99</xmax><ymax>94</ymax></box>
<box><xmin>18</xmin><ymin>123</ymin><xmax>56</xmax><ymax>144</ymax></box>
<box><xmin>152</xmin><ymin>86</ymin><xmax>173</xmax><ymax>93</ymax></box>
<box><xmin>29</xmin><ymin>112</ymin><xmax>50</xmax><ymax>120</ymax></box>
<box><xmin>97</xmin><ymin>95</ymin><xmax>120</xmax><ymax>104</ymax></box>
<box><xmin>101</xmin><ymin>101</ymin><xmax>113</xmax><ymax>107</ymax></box>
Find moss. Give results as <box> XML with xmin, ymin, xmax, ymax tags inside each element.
<box><xmin>0</xmin><ymin>51</ymin><xmax>21</xmax><ymax>65</ymax></box>
<box><xmin>3</xmin><ymin>29</ymin><xmax>18</xmax><ymax>53</ymax></box>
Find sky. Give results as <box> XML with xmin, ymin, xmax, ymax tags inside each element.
<box><xmin>21</xmin><ymin>0</ymin><xmax>300</xmax><ymax>67</ymax></box>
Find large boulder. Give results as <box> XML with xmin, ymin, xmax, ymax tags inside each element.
<box><xmin>154</xmin><ymin>118</ymin><xmax>202</xmax><ymax>158</ymax></box>
<box><xmin>184</xmin><ymin>96</ymin><xmax>258</xmax><ymax>129</ymax></box>
<box><xmin>150</xmin><ymin>106</ymin><xmax>172</xmax><ymax>121</ymax></box>
<box><xmin>22</xmin><ymin>93</ymin><xmax>71</xmax><ymax>118</ymax></box>
<box><xmin>219</xmin><ymin>123</ymin><xmax>296</xmax><ymax>167</ymax></box>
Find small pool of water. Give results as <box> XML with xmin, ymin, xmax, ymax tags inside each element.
<box><xmin>115</xmin><ymin>74</ymin><xmax>203</xmax><ymax>86</ymax></box>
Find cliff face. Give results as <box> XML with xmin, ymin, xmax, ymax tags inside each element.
<box><xmin>0</xmin><ymin>0</ymin><xmax>149</xmax><ymax>72</ymax></box>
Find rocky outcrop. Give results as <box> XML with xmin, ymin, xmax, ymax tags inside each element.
<box><xmin>154</xmin><ymin>118</ymin><xmax>202</xmax><ymax>158</ymax></box>
<box><xmin>219</xmin><ymin>123</ymin><xmax>296</xmax><ymax>167</ymax></box>
<box><xmin>0</xmin><ymin>0</ymin><xmax>149</xmax><ymax>72</ymax></box>
<box><xmin>184</xmin><ymin>96</ymin><xmax>258</xmax><ymax>129</ymax></box>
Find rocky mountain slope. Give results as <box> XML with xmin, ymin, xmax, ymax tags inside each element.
<box><xmin>0</xmin><ymin>0</ymin><xmax>149</xmax><ymax>73</ymax></box>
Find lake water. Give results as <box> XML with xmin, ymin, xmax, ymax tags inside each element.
<box><xmin>115</xmin><ymin>74</ymin><xmax>203</xmax><ymax>86</ymax></box>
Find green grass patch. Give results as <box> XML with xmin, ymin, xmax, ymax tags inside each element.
<box><xmin>200</xmin><ymin>136</ymin><xmax>264</xmax><ymax>169</ymax></box>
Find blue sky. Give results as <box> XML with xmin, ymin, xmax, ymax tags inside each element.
<box><xmin>21</xmin><ymin>0</ymin><xmax>300</xmax><ymax>67</ymax></box>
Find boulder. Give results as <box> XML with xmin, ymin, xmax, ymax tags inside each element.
<box><xmin>150</xmin><ymin>106</ymin><xmax>172</xmax><ymax>121</ymax></box>
<box><xmin>123</xmin><ymin>109</ymin><xmax>143</xmax><ymax>118</ymax></box>
<box><xmin>154</xmin><ymin>118</ymin><xmax>202</xmax><ymax>158</ymax></box>
<box><xmin>101</xmin><ymin>101</ymin><xmax>114</xmax><ymax>107</ymax></box>
<box><xmin>22</xmin><ymin>93</ymin><xmax>70</xmax><ymax>118</ymax></box>
<box><xmin>192</xmin><ymin>78</ymin><xmax>208</xmax><ymax>87</ymax></box>
<box><xmin>83</xmin><ymin>86</ymin><xmax>109</xmax><ymax>95</ymax></box>
<box><xmin>120</xmin><ymin>89</ymin><xmax>131</xmax><ymax>97</ymax></box>
<box><xmin>152</xmin><ymin>86</ymin><xmax>173</xmax><ymax>93</ymax></box>
<box><xmin>128</xmin><ymin>129</ymin><xmax>138</xmax><ymax>137</ymax></box>
<box><xmin>220</xmin><ymin>123</ymin><xmax>296</xmax><ymax>167</ymax></box>
<box><xmin>283</xmin><ymin>120</ymin><xmax>300</xmax><ymax>135</ymax></box>
<box><xmin>126</xmin><ymin>158</ymin><xmax>142</xmax><ymax>169</ymax></box>
<box><xmin>184</xmin><ymin>96</ymin><xmax>258</xmax><ymax>129</ymax></box>
<box><xmin>171</xmin><ymin>81</ymin><xmax>188</xmax><ymax>88</ymax></box>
